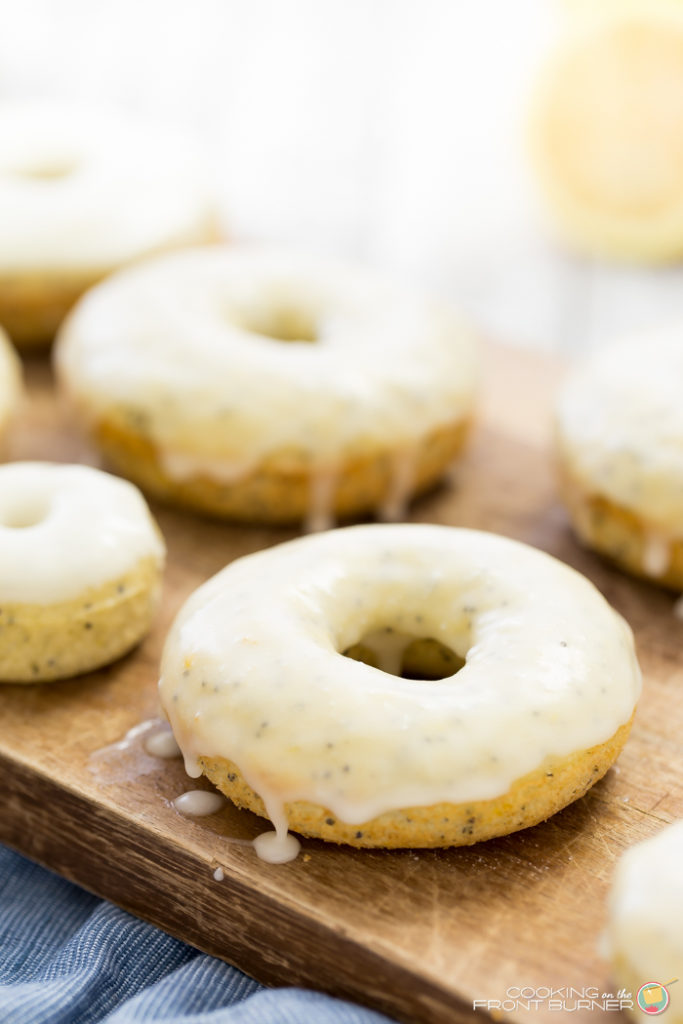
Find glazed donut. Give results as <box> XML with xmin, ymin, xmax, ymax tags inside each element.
<box><xmin>0</xmin><ymin>327</ymin><xmax>21</xmax><ymax>446</ymax></box>
<box><xmin>556</xmin><ymin>330</ymin><xmax>683</xmax><ymax>588</ymax></box>
<box><xmin>532</xmin><ymin>13</ymin><xmax>683</xmax><ymax>262</ymax></box>
<box><xmin>159</xmin><ymin>524</ymin><xmax>640</xmax><ymax>857</ymax></box>
<box><xmin>55</xmin><ymin>248</ymin><xmax>478</xmax><ymax>528</ymax></box>
<box><xmin>0</xmin><ymin>463</ymin><xmax>165</xmax><ymax>683</ymax></box>
<box><xmin>0</xmin><ymin>100</ymin><xmax>217</xmax><ymax>349</ymax></box>
<box><xmin>606</xmin><ymin>821</ymin><xmax>683</xmax><ymax>1022</ymax></box>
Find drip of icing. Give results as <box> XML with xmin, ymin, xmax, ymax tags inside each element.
<box><xmin>253</xmin><ymin>831</ymin><xmax>301</xmax><ymax>864</ymax></box>
<box><xmin>378</xmin><ymin>448</ymin><xmax>417</xmax><ymax>522</ymax></box>
<box><xmin>251</xmin><ymin>790</ymin><xmax>302</xmax><ymax>863</ymax></box>
<box><xmin>144</xmin><ymin>726</ymin><xmax>181</xmax><ymax>759</ymax></box>
<box><xmin>172</xmin><ymin>790</ymin><xmax>225</xmax><ymax>816</ymax></box>
<box><xmin>89</xmin><ymin>718</ymin><xmax>166</xmax><ymax>783</ymax></box>
<box><xmin>94</xmin><ymin>719</ymin><xmax>157</xmax><ymax>755</ymax></box>
<box><xmin>213</xmin><ymin>866</ymin><xmax>225</xmax><ymax>881</ymax></box>
<box><xmin>161</xmin><ymin>450</ymin><xmax>255</xmax><ymax>486</ymax></box>
<box><xmin>305</xmin><ymin>468</ymin><xmax>338</xmax><ymax>533</ymax></box>
<box><xmin>306</xmin><ymin>447</ymin><xmax>418</xmax><ymax>533</ymax></box>
<box><xmin>183</xmin><ymin>754</ymin><xmax>202</xmax><ymax>779</ymax></box>
<box><xmin>643</xmin><ymin>533</ymin><xmax>671</xmax><ymax>578</ymax></box>
<box><xmin>572</xmin><ymin>495</ymin><xmax>594</xmax><ymax>543</ymax></box>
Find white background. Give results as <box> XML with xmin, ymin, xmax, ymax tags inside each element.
<box><xmin>2</xmin><ymin>0</ymin><xmax>683</xmax><ymax>352</ymax></box>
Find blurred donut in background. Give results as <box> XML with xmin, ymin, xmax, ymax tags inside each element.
<box><xmin>555</xmin><ymin>327</ymin><xmax>683</xmax><ymax>589</ymax></box>
<box><xmin>605</xmin><ymin>820</ymin><xmax>683</xmax><ymax>1023</ymax></box>
<box><xmin>0</xmin><ymin>100</ymin><xmax>219</xmax><ymax>350</ymax></box>
<box><xmin>532</xmin><ymin>10</ymin><xmax>683</xmax><ymax>263</ymax></box>
<box><xmin>55</xmin><ymin>246</ymin><xmax>478</xmax><ymax>529</ymax></box>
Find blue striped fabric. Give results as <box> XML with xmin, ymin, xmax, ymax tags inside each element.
<box><xmin>0</xmin><ymin>846</ymin><xmax>393</xmax><ymax>1024</ymax></box>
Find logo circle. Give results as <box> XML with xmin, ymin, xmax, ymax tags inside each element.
<box><xmin>637</xmin><ymin>983</ymin><xmax>670</xmax><ymax>1015</ymax></box>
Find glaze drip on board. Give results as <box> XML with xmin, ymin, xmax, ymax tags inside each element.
<box><xmin>172</xmin><ymin>790</ymin><xmax>226</xmax><ymax>816</ymax></box>
<box><xmin>144</xmin><ymin>727</ymin><xmax>182</xmax><ymax>760</ymax></box>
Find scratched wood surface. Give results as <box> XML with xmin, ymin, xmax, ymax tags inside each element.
<box><xmin>1</xmin><ymin>347</ymin><xmax>681</xmax><ymax>1024</ymax></box>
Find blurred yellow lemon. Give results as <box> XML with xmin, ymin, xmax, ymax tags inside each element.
<box><xmin>533</xmin><ymin>11</ymin><xmax>683</xmax><ymax>262</ymax></box>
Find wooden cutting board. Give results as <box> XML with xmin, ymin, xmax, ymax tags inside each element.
<box><xmin>1</xmin><ymin>347</ymin><xmax>681</xmax><ymax>1024</ymax></box>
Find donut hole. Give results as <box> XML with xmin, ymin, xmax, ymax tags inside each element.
<box><xmin>233</xmin><ymin>305</ymin><xmax>318</xmax><ymax>344</ymax></box>
<box><xmin>0</xmin><ymin>495</ymin><xmax>51</xmax><ymax>529</ymax></box>
<box><xmin>343</xmin><ymin>628</ymin><xmax>465</xmax><ymax>680</ymax></box>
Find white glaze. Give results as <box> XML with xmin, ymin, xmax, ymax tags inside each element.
<box><xmin>213</xmin><ymin>866</ymin><xmax>225</xmax><ymax>881</ymax></box>
<box><xmin>88</xmin><ymin>719</ymin><xmax>165</xmax><ymax>784</ymax></box>
<box><xmin>172</xmin><ymin>790</ymin><xmax>225</xmax><ymax>816</ymax></box>
<box><xmin>305</xmin><ymin>468</ymin><xmax>339</xmax><ymax>534</ymax></box>
<box><xmin>378</xmin><ymin>448</ymin><xmax>417</xmax><ymax>523</ymax></box>
<box><xmin>56</xmin><ymin>247</ymin><xmax>478</xmax><ymax>510</ymax></box>
<box><xmin>144</xmin><ymin>727</ymin><xmax>182</xmax><ymax>760</ymax></box>
<box><xmin>643</xmin><ymin>534</ymin><xmax>671</xmax><ymax>579</ymax></box>
<box><xmin>0</xmin><ymin>100</ymin><xmax>214</xmax><ymax>273</ymax></box>
<box><xmin>253</xmin><ymin>831</ymin><xmax>302</xmax><ymax>865</ymax></box>
<box><xmin>0</xmin><ymin>462</ymin><xmax>165</xmax><ymax>604</ymax></box>
<box><xmin>0</xmin><ymin>329</ymin><xmax>21</xmax><ymax>434</ymax></box>
<box><xmin>606</xmin><ymin>820</ymin><xmax>683</xmax><ymax>1022</ymax></box>
<box><xmin>159</xmin><ymin>523</ymin><xmax>641</xmax><ymax>846</ymax></box>
<box><xmin>557</xmin><ymin>330</ymin><xmax>683</xmax><ymax>558</ymax></box>
<box><xmin>93</xmin><ymin>720</ymin><xmax>158</xmax><ymax>756</ymax></box>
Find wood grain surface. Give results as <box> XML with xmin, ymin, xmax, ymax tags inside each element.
<box><xmin>1</xmin><ymin>347</ymin><xmax>681</xmax><ymax>1024</ymax></box>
